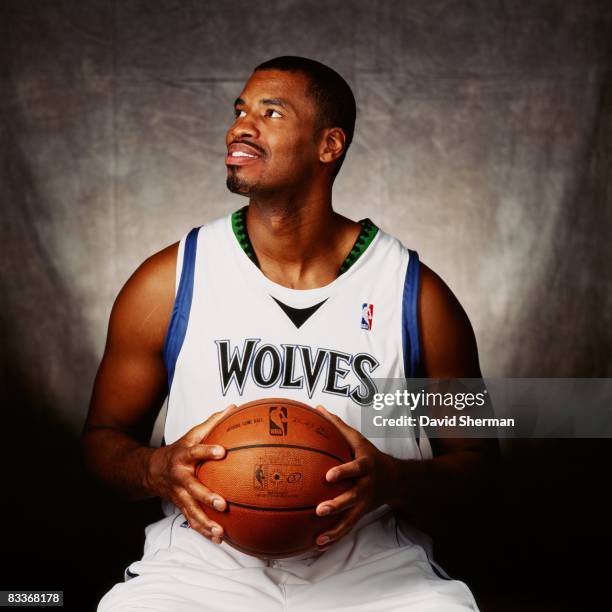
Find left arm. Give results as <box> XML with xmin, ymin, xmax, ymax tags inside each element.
<box><xmin>314</xmin><ymin>263</ymin><xmax>499</xmax><ymax>547</ymax></box>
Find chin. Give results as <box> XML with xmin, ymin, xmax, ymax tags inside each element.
<box><xmin>226</xmin><ymin>173</ymin><xmax>253</xmax><ymax>196</ymax></box>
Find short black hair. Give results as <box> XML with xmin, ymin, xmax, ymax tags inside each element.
<box><xmin>254</xmin><ymin>56</ymin><xmax>356</xmax><ymax>176</ymax></box>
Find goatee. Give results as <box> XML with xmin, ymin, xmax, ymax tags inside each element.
<box><xmin>226</xmin><ymin>170</ymin><xmax>252</xmax><ymax>196</ymax></box>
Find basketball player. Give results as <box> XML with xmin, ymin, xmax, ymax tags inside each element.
<box><xmin>84</xmin><ymin>56</ymin><xmax>497</xmax><ymax>611</ymax></box>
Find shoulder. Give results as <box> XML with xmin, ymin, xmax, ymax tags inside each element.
<box><xmin>417</xmin><ymin>261</ymin><xmax>481</xmax><ymax>377</ymax></box>
<box><xmin>107</xmin><ymin>241</ymin><xmax>179</xmax><ymax>353</ymax></box>
<box><xmin>117</xmin><ymin>242</ymin><xmax>178</xmax><ymax>309</ymax></box>
<box><xmin>372</xmin><ymin>228</ymin><xmax>478</xmax><ymax>374</ymax></box>
<box><xmin>419</xmin><ymin>262</ymin><xmax>466</xmax><ymax>330</ymax></box>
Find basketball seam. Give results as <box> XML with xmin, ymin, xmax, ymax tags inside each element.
<box><xmin>225</xmin><ymin>501</ymin><xmax>317</xmax><ymax>512</ymax></box>
<box><xmin>203</xmin><ymin>398</ymin><xmax>321</xmax><ymax>433</ymax></box>
<box><xmin>224</xmin><ymin>443</ymin><xmax>347</xmax><ymax>463</ymax></box>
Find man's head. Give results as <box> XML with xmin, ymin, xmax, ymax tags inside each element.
<box><xmin>226</xmin><ymin>56</ymin><xmax>356</xmax><ymax>198</ymax></box>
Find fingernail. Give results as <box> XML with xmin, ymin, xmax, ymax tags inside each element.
<box><xmin>212</xmin><ymin>446</ymin><xmax>224</xmax><ymax>457</ymax></box>
<box><xmin>317</xmin><ymin>535</ymin><xmax>330</xmax><ymax>546</ymax></box>
<box><xmin>318</xmin><ymin>505</ymin><xmax>331</xmax><ymax>516</ymax></box>
<box><xmin>327</xmin><ymin>470</ymin><xmax>337</xmax><ymax>481</ymax></box>
<box><xmin>212</xmin><ymin>526</ymin><xmax>222</xmax><ymax>536</ymax></box>
<box><xmin>213</xmin><ymin>498</ymin><xmax>225</xmax><ymax>511</ymax></box>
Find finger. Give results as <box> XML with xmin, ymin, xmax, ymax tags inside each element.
<box><xmin>316</xmin><ymin>487</ymin><xmax>358</xmax><ymax>516</ymax></box>
<box><xmin>325</xmin><ymin>457</ymin><xmax>368</xmax><ymax>482</ymax></box>
<box><xmin>315</xmin><ymin>405</ymin><xmax>363</xmax><ymax>446</ymax></box>
<box><xmin>182</xmin><ymin>443</ymin><xmax>226</xmax><ymax>465</ymax></box>
<box><xmin>184</xmin><ymin>521</ymin><xmax>213</xmax><ymax>540</ymax></box>
<box><xmin>183</xmin><ymin>476</ymin><xmax>227</xmax><ymax>512</ymax></box>
<box><xmin>178</xmin><ymin>491</ymin><xmax>224</xmax><ymax>537</ymax></box>
<box><xmin>184</xmin><ymin>404</ymin><xmax>238</xmax><ymax>444</ymax></box>
<box><xmin>182</xmin><ymin>512</ymin><xmax>220</xmax><ymax>540</ymax></box>
<box><xmin>316</xmin><ymin>505</ymin><xmax>363</xmax><ymax>546</ymax></box>
<box><xmin>191</xmin><ymin>519</ymin><xmax>223</xmax><ymax>542</ymax></box>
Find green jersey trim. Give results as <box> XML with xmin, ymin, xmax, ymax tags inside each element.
<box><xmin>230</xmin><ymin>206</ymin><xmax>379</xmax><ymax>277</ymax></box>
<box><xmin>231</xmin><ymin>206</ymin><xmax>259</xmax><ymax>267</ymax></box>
<box><xmin>337</xmin><ymin>218</ymin><xmax>379</xmax><ymax>276</ymax></box>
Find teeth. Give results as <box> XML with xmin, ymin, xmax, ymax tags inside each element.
<box><xmin>231</xmin><ymin>151</ymin><xmax>257</xmax><ymax>158</ymax></box>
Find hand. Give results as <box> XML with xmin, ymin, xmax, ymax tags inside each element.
<box><xmin>314</xmin><ymin>405</ymin><xmax>399</xmax><ymax>550</ymax></box>
<box><xmin>145</xmin><ymin>404</ymin><xmax>238</xmax><ymax>544</ymax></box>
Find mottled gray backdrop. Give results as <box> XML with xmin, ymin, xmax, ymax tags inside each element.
<box><xmin>1</xmin><ymin>1</ymin><xmax>611</xmax><ymax>610</ymax></box>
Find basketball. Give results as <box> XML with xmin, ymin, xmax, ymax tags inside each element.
<box><xmin>196</xmin><ymin>398</ymin><xmax>353</xmax><ymax>558</ymax></box>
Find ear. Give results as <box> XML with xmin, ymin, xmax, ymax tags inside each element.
<box><xmin>319</xmin><ymin>127</ymin><xmax>346</xmax><ymax>165</ymax></box>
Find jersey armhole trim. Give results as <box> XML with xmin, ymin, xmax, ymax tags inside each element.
<box><xmin>402</xmin><ymin>249</ymin><xmax>421</xmax><ymax>378</ymax></box>
<box><xmin>162</xmin><ymin>227</ymin><xmax>200</xmax><ymax>390</ymax></box>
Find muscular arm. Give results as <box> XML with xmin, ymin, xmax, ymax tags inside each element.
<box><xmin>315</xmin><ymin>262</ymin><xmax>500</xmax><ymax>546</ymax></box>
<box><xmin>82</xmin><ymin>243</ymin><xmax>178</xmax><ymax>500</ymax></box>
<box><xmin>83</xmin><ymin>243</ymin><xmax>236</xmax><ymax>543</ymax></box>
<box><xmin>388</xmin><ymin>263</ymin><xmax>499</xmax><ymax>531</ymax></box>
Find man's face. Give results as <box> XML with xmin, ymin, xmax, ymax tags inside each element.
<box><xmin>225</xmin><ymin>69</ymin><xmax>321</xmax><ymax>197</ymax></box>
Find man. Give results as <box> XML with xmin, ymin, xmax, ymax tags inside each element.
<box><xmin>84</xmin><ymin>56</ymin><xmax>496</xmax><ymax>611</ymax></box>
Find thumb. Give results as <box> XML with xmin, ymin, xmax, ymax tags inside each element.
<box><xmin>315</xmin><ymin>404</ymin><xmax>364</xmax><ymax>447</ymax></box>
<box><xmin>183</xmin><ymin>404</ymin><xmax>238</xmax><ymax>445</ymax></box>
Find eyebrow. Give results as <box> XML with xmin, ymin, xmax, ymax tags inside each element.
<box><xmin>233</xmin><ymin>97</ymin><xmax>295</xmax><ymax>113</ymax></box>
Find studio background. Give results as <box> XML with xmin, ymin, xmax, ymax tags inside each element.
<box><xmin>1</xmin><ymin>1</ymin><xmax>611</xmax><ymax>610</ymax></box>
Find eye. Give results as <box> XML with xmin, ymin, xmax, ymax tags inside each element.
<box><xmin>266</xmin><ymin>109</ymin><xmax>282</xmax><ymax>118</ymax></box>
<box><xmin>234</xmin><ymin>109</ymin><xmax>246</xmax><ymax>118</ymax></box>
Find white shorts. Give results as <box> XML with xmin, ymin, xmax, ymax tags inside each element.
<box><xmin>98</xmin><ymin>506</ymin><xmax>479</xmax><ymax>612</ymax></box>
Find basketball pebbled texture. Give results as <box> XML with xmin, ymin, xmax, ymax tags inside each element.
<box><xmin>196</xmin><ymin>398</ymin><xmax>354</xmax><ymax>558</ymax></box>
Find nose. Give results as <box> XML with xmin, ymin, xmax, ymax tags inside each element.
<box><xmin>229</xmin><ymin>113</ymin><xmax>260</xmax><ymax>142</ymax></box>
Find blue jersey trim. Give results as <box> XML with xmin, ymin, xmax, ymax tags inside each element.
<box><xmin>402</xmin><ymin>250</ymin><xmax>421</xmax><ymax>378</ymax></box>
<box><xmin>163</xmin><ymin>227</ymin><xmax>200</xmax><ymax>390</ymax></box>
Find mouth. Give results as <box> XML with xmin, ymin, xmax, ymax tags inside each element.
<box><xmin>226</xmin><ymin>142</ymin><xmax>264</xmax><ymax>166</ymax></box>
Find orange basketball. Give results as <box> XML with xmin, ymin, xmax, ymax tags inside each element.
<box><xmin>196</xmin><ymin>398</ymin><xmax>353</xmax><ymax>558</ymax></box>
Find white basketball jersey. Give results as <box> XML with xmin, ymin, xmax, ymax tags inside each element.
<box><xmin>101</xmin><ymin>209</ymin><xmax>480</xmax><ymax>611</ymax></box>
<box><xmin>162</xmin><ymin>209</ymin><xmax>423</xmax><ymax>485</ymax></box>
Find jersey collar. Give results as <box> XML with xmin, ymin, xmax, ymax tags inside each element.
<box><xmin>231</xmin><ymin>206</ymin><xmax>378</xmax><ymax>277</ymax></box>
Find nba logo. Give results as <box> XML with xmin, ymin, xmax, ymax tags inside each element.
<box><xmin>361</xmin><ymin>303</ymin><xmax>374</xmax><ymax>330</ymax></box>
<box><xmin>269</xmin><ymin>406</ymin><xmax>288</xmax><ymax>436</ymax></box>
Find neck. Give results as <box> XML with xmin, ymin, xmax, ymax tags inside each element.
<box><xmin>245</xmin><ymin>194</ymin><xmax>360</xmax><ymax>290</ymax></box>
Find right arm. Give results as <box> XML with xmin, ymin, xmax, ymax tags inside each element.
<box><xmin>81</xmin><ymin>242</ymin><xmax>231</xmax><ymax>543</ymax></box>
